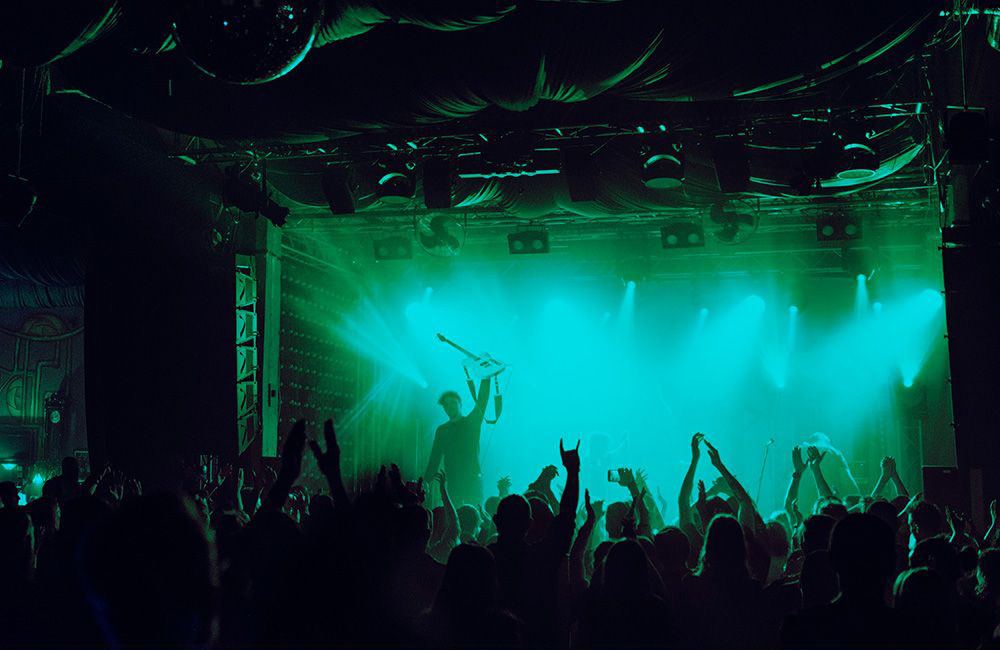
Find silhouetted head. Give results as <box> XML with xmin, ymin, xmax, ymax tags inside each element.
<box><xmin>764</xmin><ymin>519</ymin><xmax>790</xmax><ymax>559</ymax></box>
<box><xmin>893</xmin><ymin>567</ymin><xmax>956</xmax><ymax>642</ymax></box>
<box><xmin>654</xmin><ymin>527</ymin><xmax>690</xmax><ymax>572</ymax></box>
<box><xmin>604</xmin><ymin>539</ymin><xmax>651</xmax><ymax>598</ymax></box>
<box><xmin>26</xmin><ymin>496</ymin><xmax>59</xmax><ymax>534</ymax></box>
<box><xmin>801</xmin><ymin>514</ymin><xmax>836</xmax><ymax>555</ymax></box>
<box><xmin>438</xmin><ymin>391</ymin><xmax>462</xmax><ymax>420</ymax></box>
<box><xmin>484</xmin><ymin>496</ymin><xmax>500</xmax><ymax>517</ymax></box>
<box><xmin>435</xmin><ymin>544</ymin><xmax>499</xmax><ymax>614</ymax></box>
<box><xmin>816</xmin><ymin>497</ymin><xmax>848</xmax><ymax>521</ymax></box>
<box><xmin>84</xmin><ymin>494</ymin><xmax>218</xmax><ymax>648</ymax></box>
<box><xmin>0</xmin><ymin>481</ymin><xmax>17</xmax><ymax>508</ymax></box>
<box><xmin>42</xmin><ymin>477</ymin><xmax>62</xmax><ymax>501</ymax></box>
<box><xmin>526</xmin><ymin>497</ymin><xmax>552</xmax><ymax>543</ymax></box>
<box><xmin>494</xmin><ymin>495</ymin><xmax>531</xmax><ymax>541</ymax></box>
<box><xmin>457</xmin><ymin>505</ymin><xmax>480</xmax><ymax>538</ymax></box>
<box><xmin>800</xmin><ymin>550</ymin><xmax>838</xmax><ymax>608</ymax></box>
<box><xmin>605</xmin><ymin>502</ymin><xmax>629</xmax><ymax>539</ymax></box>
<box><xmin>698</xmin><ymin>514</ymin><xmax>747</xmax><ymax>578</ymax></box>
<box><xmin>61</xmin><ymin>456</ymin><xmax>79</xmax><ymax>484</ymax></box>
<box><xmin>958</xmin><ymin>544</ymin><xmax>978</xmax><ymax>575</ymax></box>
<box><xmin>910</xmin><ymin>535</ymin><xmax>960</xmax><ymax>585</ymax></box>
<box><xmin>909</xmin><ymin>502</ymin><xmax>945</xmax><ymax>542</ymax></box>
<box><xmin>893</xmin><ymin>566</ymin><xmax>948</xmax><ymax>610</ymax></box>
<box><xmin>830</xmin><ymin>513</ymin><xmax>896</xmax><ymax>601</ymax></box>
<box><xmin>866</xmin><ymin>499</ymin><xmax>899</xmax><ymax>533</ymax></box>
<box><xmin>309</xmin><ymin>494</ymin><xmax>334</xmax><ymax>519</ymax></box>
<box><xmin>977</xmin><ymin>548</ymin><xmax>1000</xmax><ymax>596</ymax></box>
<box><xmin>703</xmin><ymin>495</ymin><xmax>734</xmax><ymax>522</ymax></box>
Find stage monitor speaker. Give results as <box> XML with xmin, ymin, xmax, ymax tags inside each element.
<box><xmin>922</xmin><ymin>466</ymin><xmax>969</xmax><ymax>514</ymax></box>
<box><xmin>712</xmin><ymin>138</ymin><xmax>750</xmax><ymax>193</ymax></box>
<box><xmin>947</xmin><ymin>109</ymin><xmax>989</xmax><ymax>165</ymax></box>
<box><xmin>563</xmin><ymin>149</ymin><xmax>598</xmax><ymax>202</ymax></box>
<box><xmin>423</xmin><ymin>158</ymin><xmax>453</xmax><ymax>209</ymax></box>
<box><xmin>321</xmin><ymin>167</ymin><xmax>355</xmax><ymax>215</ymax></box>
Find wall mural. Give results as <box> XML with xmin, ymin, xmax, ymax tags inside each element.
<box><xmin>0</xmin><ymin>309</ymin><xmax>85</xmax><ymax>479</ymax></box>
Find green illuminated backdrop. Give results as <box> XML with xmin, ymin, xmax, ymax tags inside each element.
<box><xmin>282</xmin><ymin>232</ymin><xmax>951</xmax><ymax>513</ymax></box>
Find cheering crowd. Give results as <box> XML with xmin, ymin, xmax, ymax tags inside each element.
<box><xmin>1</xmin><ymin>420</ymin><xmax>999</xmax><ymax>649</ymax></box>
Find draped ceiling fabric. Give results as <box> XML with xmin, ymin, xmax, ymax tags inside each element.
<box><xmin>20</xmin><ymin>1</ymin><xmax>942</xmax><ymax>223</ymax></box>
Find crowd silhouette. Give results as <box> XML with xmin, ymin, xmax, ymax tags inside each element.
<box><xmin>1</xmin><ymin>421</ymin><xmax>999</xmax><ymax>649</ymax></box>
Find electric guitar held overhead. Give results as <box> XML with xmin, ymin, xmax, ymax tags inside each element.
<box><xmin>436</xmin><ymin>333</ymin><xmax>507</xmax><ymax>379</ymax></box>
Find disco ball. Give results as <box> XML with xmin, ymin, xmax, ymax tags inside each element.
<box><xmin>174</xmin><ymin>0</ymin><xmax>322</xmax><ymax>85</ymax></box>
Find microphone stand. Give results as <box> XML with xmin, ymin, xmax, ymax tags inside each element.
<box><xmin>755</xmin><ymin>438</ymin><xmax>775</xmax><ymax>505</ymax></box>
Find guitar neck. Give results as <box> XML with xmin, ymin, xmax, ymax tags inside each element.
<box><xmin>438</xmin><ymin>335</ymin><xmax>477</xmax><ymax>359</ymax></box>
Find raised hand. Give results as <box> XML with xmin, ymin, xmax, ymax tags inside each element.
<box><xmin>691</xmin><ymin>432</ymin><xmax>704</xmax><ymax>460</ymax></box>
<box><xmin>584</xmin><ymin>489</ymin><xmax>593</xmax><ymax>519</ymax></box>
<box><xmin>560</xmin><ymin>438</ymin><xmax>581</xmax><ymax>473</ymax></box>
<box><xmin>636</xmin><ymin>468</ymin><xmax>649</xmax><ymax>485</ymax></box>
<box><xmin>591</xmin><ymin>498</ymin><xmax>606</xmax><ymax>521</ymax></box>
<box><xmin>706</xmin><ymin>476</ymin><xmax>727</xmax><ymax>496</ymax></box>
<box><xmin>806</xmin><ymin>445</ymin><xmax>826</xmax><ymax>467</ymax></box>
<box><xmin>697</xmin><ymin>479</ymin><xmax>707</xmax><ymax>503</ymax></box>
<box><xmin>704</xmin><ymin>439</ymin><xmax>722</xmax><ymax>468</ymax></box>
<box><xmin>618</xmin><ymin>467</ymin><xmax>637</xmax><ymax>492</ymax></box>
<box><xmin>308</xmin><ymin>418</ymin><xmax>341</xmax><ymax>480</ymax></box>
<box><xmin>497</xmin><ymin>475</ymin><xmax>512</xmax><ymax>496</ymax></box>
<box><xmin>792</xmin><ymin>446</ymin><xmax>806</xmax><ymax>474</ymax></box>
<box><xmin>538</xmin><ymin>464</ymin><xmax>559</xmax><ymax>482</ymax></box>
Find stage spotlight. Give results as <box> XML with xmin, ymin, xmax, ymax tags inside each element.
<box><xmin>375</xmin><ymin>160</ymin><xmax>415</xmax><ymax>204</ymax></box>
<box><xmin>789</xmin><ymin>305</ymin><xmax>799</xmax><ymax>314</ymax></box>
<box><xmin>946</xmin><ymin>109</ymin><xmax>989</xmax><ymax>164</ymax></box>
<box><xmin>816</xmin><ymin>212</ymin><xmax>862</xmax><ymax>241</ymax></box>
<box><xmin>373</xmin><ymin>235</ymin><xmax>412</xmax><ymax>261</ymax></box>
<box><xmin>422</xmin><ymin>158</ymin><xmax>453</xmax><ymax>209</ymax></box>
<box><xmin>836</xmin><ymin>143</ymin><xmax>879</xmax><ymax>180</ymax></box>
<box><xmin>661</xmin><ymin>222</ymin><xmax>704</xmax><ymax>248</ymax></box>
<box><xmin>321</xmin><ymin>166</ymin><xmax>355</xmax><ymax>215</ymax></box>
<box><xmin>508</xmin><ymin>229</ymin><xmax>550</xmax><ymax>255</ymax></box>
<box><xmin>709</xmin><ymin>203</ymin><xmax>758</xmax><ymax>244</ymax></box>
<box><xmin>712</xmin><ymin>138</ymin><xmax>750</xmax><ymax>193</ymax></box>
<box><xmin>222</xmin><ymin>165</ymin><xmax>289</xmax><ymax>227</ymax></box>
<box><xmin>641</xmin><ymin>145</ymin><xmax>684</xmax><ymax>189</ymax></box>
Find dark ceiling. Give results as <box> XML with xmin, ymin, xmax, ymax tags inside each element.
<box><xmin>1</xmin><ymin>0</ymin><xmax>998</xmax><ymax>282</ymax></box>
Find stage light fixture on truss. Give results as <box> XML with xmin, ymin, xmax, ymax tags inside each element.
<box><xmin>373</xmin><ymin>235</ymin><xmax>413</xmax><ymax>261</ymax></box>
<box><xmin>508</xmin><ymin>228</ymin><xmax>550</xmax><ymax>255</ymax></box>
<box><xmin>660</xmin><ymin>221</ymin><xmax>704</xmax><ymax>249</ymax></box>
<box><xmin>709</xmin><ymin>202</ymin><xmax>758</xmax><ymax>244</ymax></box>
<box><xmin>456</xmin><ymin>132</ymin><xmax>561</xmax><ymax>179</ymax></box>
<box><xmin>641</xmin><ymin>142</ymin><xmax>685</xmax><ymax>189</ymax></box>
<box><xmin>816</xmin><ymin>211</ymin><xmax>862</xmax><ymax>241</ymax></box>
<box><xmin>833</xmin><ymin>121</ymin><xmax>879</xmax><ymax>180</ymax></box>
<box><xmin>222</xmin><ymin>165</ymin><xmax>289</xmax><ymax>227</ymax></box>
<box><xmin>375</xmin><ymin>159</ymin><xmax>416</xmax><ymax>204</ymax></box>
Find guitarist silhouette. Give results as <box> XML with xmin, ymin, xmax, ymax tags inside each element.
<box><xmin>423</xmin><ymin>380</ymin><xmax>491</xmax><ymax>507</ymax></box>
